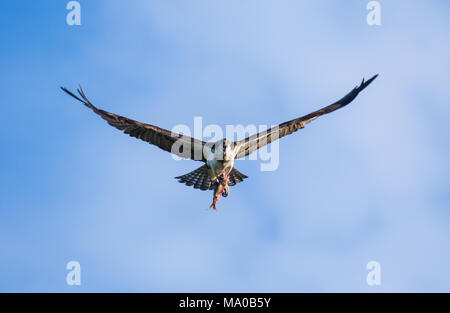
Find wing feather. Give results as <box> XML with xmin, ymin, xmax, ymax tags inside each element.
<box><xmin>61</xmin><ymin>86</ymin><xmax>206</xmax><ymax>161</ymax></box>
<box><xmin>234</xmin><ymin>75</ymin><xmax>378</xmax><ymax>158</ymax></box>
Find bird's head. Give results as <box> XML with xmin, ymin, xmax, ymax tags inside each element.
<box><xmin>210</xmin><ymin>138</ymin><xmax>233</xmax><ymax>161</ymax></box>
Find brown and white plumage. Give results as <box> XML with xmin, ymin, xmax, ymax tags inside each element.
<box><xmin>175</xmin><ymin>165</ymin><xmax>248</xmax><ymax>191</ymax></box>
<box><xmin>61</xmin><ymin>74</ymin><xmax>377</xmax><ymax>209</ymax></box>
<box><xmin>234</xmin><ymin>74</ymin><xmax>378</xmax><ymax>158</ymax></box>
<box><xmin>61</xmin><ymin>87</ymin><xmax>206</xmax><ymax>161</ymax></box>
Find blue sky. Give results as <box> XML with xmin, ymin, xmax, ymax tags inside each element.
<box><xmin>1</xmin><ymin>0</ymin><xmax>449</xmax><ymax>292</ymax></box>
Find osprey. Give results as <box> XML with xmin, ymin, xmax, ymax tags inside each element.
<box><xmin>61</xmin><ymin>74</ymin><xmax>377</xmax><ymax>210</ymax></box>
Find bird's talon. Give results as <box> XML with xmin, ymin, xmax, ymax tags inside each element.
<box><xmin>222</xmin><ymin>185</ymin><xmax>229</xmax><ymax>197</ymax></box>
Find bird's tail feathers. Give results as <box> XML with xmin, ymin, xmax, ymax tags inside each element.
<box><xmin>175</xmin><ymin>165</ymin><xmax>248</xmax><ymax>190</ymax></box>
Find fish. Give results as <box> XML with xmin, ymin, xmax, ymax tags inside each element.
<box><xmin>209</xmin><ymin>174</ymin><xmax>229</xmax><ymax>210</ymax></box>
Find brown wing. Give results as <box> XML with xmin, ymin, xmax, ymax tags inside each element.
<box><xmin>61</xmin><ymin>86</ymin><xmax>206</xmax><ymax>161</ymax></box>
<box><xmin>234</xmin><ymin>75</ymin><xmax>378</xmax><ymax>158</ymax></box>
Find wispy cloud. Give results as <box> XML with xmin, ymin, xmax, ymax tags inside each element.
<box><xmin>0</xmin><ymin>0</ymin><xmax>449</xmax><ymax>291</ymax></box>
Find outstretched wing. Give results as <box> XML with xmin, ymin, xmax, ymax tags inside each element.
<box><xmin>61</xmin><ymin>87</ymin><xmax>206</xmax><ymax>161</ymax></box>
<box><xmin>234</xmin><ymin>75</ymin><xmax>378</xmax><ymax>158</ymax></box>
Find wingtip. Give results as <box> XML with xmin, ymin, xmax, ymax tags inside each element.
<box><xmin>366</xmin><ymin>73</ymin><xmax>379</xmax><ymax>84</ymax></box>
<box><xmin>357</xmin><ymin>73</ymin><xmax>378</xmax><ymax>91</ymax></box>
<box><xmin>60</xmin><ymin>85</ymin><xmax>93</xmax><ymax>109</ymax></box>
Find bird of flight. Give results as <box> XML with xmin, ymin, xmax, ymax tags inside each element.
<box><xmin>62</xmin><ymin>74</ymin><xmax>377</xmax><ymax>210</ymax></box>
